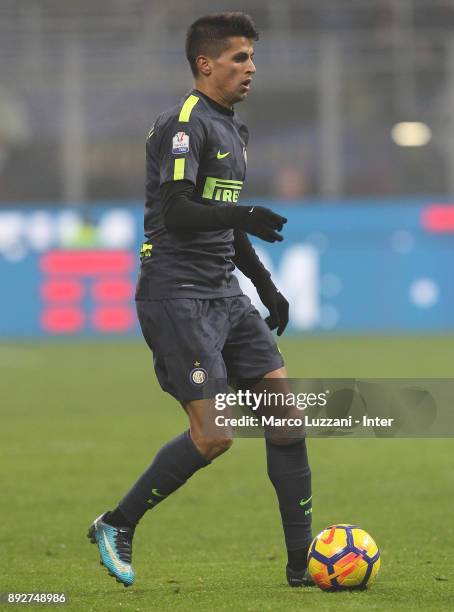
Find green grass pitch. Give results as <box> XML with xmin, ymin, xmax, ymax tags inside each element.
<box><xmin>1</xmin><ymin>336</ymin><xmax>454</xmax><ymax>611</ymax></box>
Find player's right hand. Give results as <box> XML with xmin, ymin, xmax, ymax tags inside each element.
<box><xmin>233</xmin><ymin>205</ymin><xmax>287</xmax><ymax>242</ymax></box>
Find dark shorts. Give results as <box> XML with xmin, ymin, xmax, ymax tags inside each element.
<box><xmin>136</xmin><ymin>294</ymin><xmax>285</xmax><ymax>403</ymax></box>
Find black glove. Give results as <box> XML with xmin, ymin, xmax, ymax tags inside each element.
<box><xmin>231</xmin><ymin>206</ymin><xmax>287</xmax><ymax>243</ymax></box>
<box><xmin>255</xmin><ymin>278</ymin><xmax>289</xmax><ymax>336</ymax></box>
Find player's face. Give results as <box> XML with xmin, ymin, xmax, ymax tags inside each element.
<box><xmin>209</xmin><ymin>37</ymin><xmax>256</xmax><ymax>105</ymax></box>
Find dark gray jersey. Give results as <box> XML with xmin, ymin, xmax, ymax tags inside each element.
<box><xmin>137</xmin><ymin>89</ymin><xmax>249</xmax><ymax>299</ymax></box>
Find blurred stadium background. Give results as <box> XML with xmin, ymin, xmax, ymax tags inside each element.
<box><xmin>2</xmin><ymin>0</ymin><xmax>454</xmax><ymax>337</ymax></box>
<box><xmin>2</xmin><ymin>4</ymin><xmax>454</xmax><ymax>609</ymax></box>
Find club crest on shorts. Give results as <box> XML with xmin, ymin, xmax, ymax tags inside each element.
<box><xmin>172</xmin><ymin>132</ymin><xmax>190</xmax><ymax>154</ymax></box>
<box><xmin>190</xmin><ymin>367</ymin><xmax>208</xmax><ymax>386</ymax></box>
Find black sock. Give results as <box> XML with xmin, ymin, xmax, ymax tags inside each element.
<box><xmin>266</xmin><ymin>438</ymin><xmax>312</xmax><ymax>563</ymax></box>
<box><xmin>104</xmin><ymin>507</ymin><xmax>135</xmax><ymax>529</ymax></box>
<box><xmin>118</xmin><ymin>430</ymin><xmax>210</xmax><ymax>525</ymax></box>
<box><xmin>287</xmin><ymin>546</ymin><xmax>310</xmax><ymax>572</ymax></box>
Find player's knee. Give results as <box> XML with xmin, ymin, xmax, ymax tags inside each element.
<box><xmin>214</xmin><ymin>435</ymin><xmax>234</xmax><ymax>453</ymax></box>
<box><xmin>191</xmin><ymin>431</ymin><xmax>233</xmax><ymax>460</ymax></box>
<box><xmin>206</xmin><ymin>435</ymin><xmax>234</xmax><ymax>459</ymax></box>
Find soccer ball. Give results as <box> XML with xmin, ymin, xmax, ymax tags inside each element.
<box><xmin>307</xmin><ymin>524</ymin><xmax>380</xmax><ymax>590</ymax></box>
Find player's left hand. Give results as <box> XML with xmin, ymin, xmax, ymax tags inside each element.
<box><xmin>256</xmin><ymin>281</ymin><xmax>289</xmax><ymax>336</ymax></box>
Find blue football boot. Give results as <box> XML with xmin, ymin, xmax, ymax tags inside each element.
<box><xmin>87</xmin><ymin>512</ymin><xmax>135</xmax><ymax>587</ymax></box>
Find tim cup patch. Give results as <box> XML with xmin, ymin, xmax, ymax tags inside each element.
<box><xmin>172</xmin><ymin>132</ymin><xmax>190</xmax><ymax>154</ymax></box>
<box><xmin>190</xmin><ymin>367</ymin><xmax>208</xmax><ymax>386</ymax></box>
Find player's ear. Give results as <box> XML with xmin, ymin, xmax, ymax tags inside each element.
<box><xmin>196</xmin><ymin>55</ymin><xmax>212</xmax><ymax>77</ymax></box>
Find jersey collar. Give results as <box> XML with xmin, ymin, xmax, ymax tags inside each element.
<box><xmin>193</xmin><ymin>89</ymin><xmax>234</xmax><ymax>117</ymax></box>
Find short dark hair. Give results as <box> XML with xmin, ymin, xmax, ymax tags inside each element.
<box><xmin>186</xmin><ymin>12</ymin><xmax>259</xmax><ymax>77</ymax></box>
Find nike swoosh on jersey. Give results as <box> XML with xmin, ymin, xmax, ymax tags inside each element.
<box><xmin>216</xmin><ymin>150</ymin><xmax>230</xmax><ymax>159</ymax></box>
<box><xmin>102</xmin><ymin>531</ymin><xmax>131</xmax><ymax>573</ymax></box>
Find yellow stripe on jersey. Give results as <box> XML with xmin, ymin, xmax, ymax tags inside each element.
<box><xmin>178</xmin><ymin>95</ymin><xmax>199</xmax><ymax>122</ymax></box>
<box><xmin>173</xmin><ymin>158</ymin><xmax>185</xmax><ymax>180</ymax></box>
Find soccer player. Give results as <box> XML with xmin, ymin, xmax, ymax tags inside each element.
<box><xmin>88</xmin><ymin>12</ymin><xmax>312</xmax><ymax>589</ymax></box>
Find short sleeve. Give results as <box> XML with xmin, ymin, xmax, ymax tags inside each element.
<box><xmin>158</xmin><ymin>98</ymin><xmax>206</xmax><ymax>186</ymax></box>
